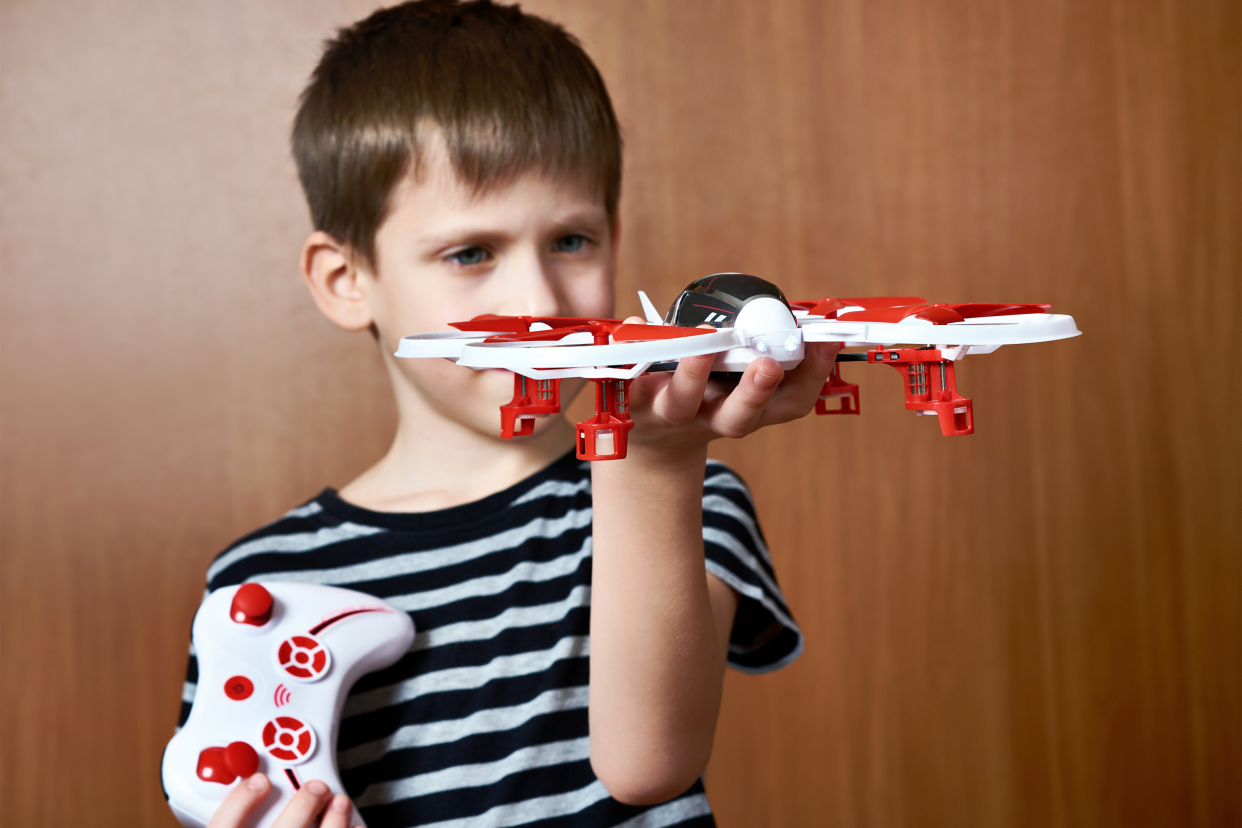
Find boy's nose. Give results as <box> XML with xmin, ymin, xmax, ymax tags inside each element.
<box><xmin>509</xmin><ymin>259</ymin><xmax>566</xmax><ymax>318</ymax></box>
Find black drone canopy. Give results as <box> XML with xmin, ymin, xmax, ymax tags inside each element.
<box><xmin>664</xmin><ymin>273</ymin><xmax>791</xmax><ymax>329</ymax></box>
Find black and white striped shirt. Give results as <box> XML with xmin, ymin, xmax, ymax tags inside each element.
<box><xmin>178</xmin><ymin>452</ymin><xmax>802</xmax><ymax>827</ymax></box>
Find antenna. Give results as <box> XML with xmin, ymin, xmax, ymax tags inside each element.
<box><xmin>637</xmin><ymin>291</ymin><xmax>663</xmax><ymax>325</ymax></box>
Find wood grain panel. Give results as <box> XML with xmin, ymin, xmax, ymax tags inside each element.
<box><xmin>0</xmin><ymin>3</ymin><xmax>390</xmax><ymax>825</ymax></box>
<box><xmin>2</xmin><ymin>1</ymin><xmax>1236</xmax><ymax>826</ymax></box>
<box><xmin>541</xmin><ymin>2</ymin><xmax>1240</xmax><ymax>826</ymax></box>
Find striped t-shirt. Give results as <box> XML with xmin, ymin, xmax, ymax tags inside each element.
<box><xmin>178</xmin><ymin>451</ymin><xmax>802</xmax><ymax>827</ymax></box>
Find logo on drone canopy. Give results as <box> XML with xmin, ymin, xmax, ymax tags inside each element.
<box><xmin>274</xmin><ymin>683</ymin><xmax>292</xmax><ymax>708</ymax></box>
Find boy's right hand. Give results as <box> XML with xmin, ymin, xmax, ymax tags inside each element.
<box><xmin>205</xmin><ymin>774</ymin><xmax>361</xmax><ymax>828</ymax></box>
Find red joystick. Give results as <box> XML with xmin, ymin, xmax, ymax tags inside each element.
<box><xmin>196</xmin><ymin>742</ymin><xmax>260</xmax><ymax>785</ymax></box>
<box><xmin>197</xmin><ymin>747</ymin><xmax>234</xmax><ymax>784</ymax></box>
<box><xmin>224</xmin><ymin>741</ymin><xmax>260</xmax><ymax>778</ymax></box>
<box><xmin>230</xmin><ymin>583</ymin><xmax>273</xmax><ymax>626</ymax></box>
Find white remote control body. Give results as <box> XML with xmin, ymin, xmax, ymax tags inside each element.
<box><xmin>163</xmin><ymin>582</ymin><xmax>415</xmax><ymax>828</ymax></box>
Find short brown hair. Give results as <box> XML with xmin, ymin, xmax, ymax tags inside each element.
<box><xmin>292</xmin><ymin>0</ymin><xmax>622</xmax><ymax>270</ymax></box>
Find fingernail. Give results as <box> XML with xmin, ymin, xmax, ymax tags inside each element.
<box><xmin>332</xmin><ymin>795</ymin><xmax>351</xmax><ymax>813</ymax></box>
<box><xmin>247</xmin><ymin>773</ymin><xmax>267</xmax><ymax>791</ymax></box>
<box><xmin>816</xmin><ymin>343</ymin><xmax>833</xmax><ymax>359</ymax></box>
<box><xmin>754</xmin><ymin>370</ymin><xmax>781</xmax><ymax>392</ymax></box>
<box><xmin>307</xmin><ymin>780</ymin><xmax>329</xmax><ymax>795</ymax></box>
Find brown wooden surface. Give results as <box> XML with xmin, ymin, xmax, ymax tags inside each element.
<box><xmin>2</xmin><ymin>1</ymin><xmax>1237</xmax><ymax>826</ymax></box>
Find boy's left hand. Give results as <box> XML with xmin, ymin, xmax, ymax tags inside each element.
<box><xmin>621</xmin><ymin>317</ymin><xmax>841</xmax><ymax>459</ymax></box>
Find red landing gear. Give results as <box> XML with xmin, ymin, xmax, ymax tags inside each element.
<box><xmin>494</xmin><ymin>321</ymin><xmax>635</xmax><ymax>459</ymax></box>
<box><xmin>500</xmin><ymin>374</ymin><xmax>562</xmax><ymax>438</ymax></box>
<box><xmin>869</xmin><ymin>348</ymin><xmax>974</xmax><ymax>436</ymax></box>
<box><xmin>815</xmin><ymin>361</ymin><xmax>860</xmax><ymax>415</ymax></box>
<box><xmin>576</xmin><ymin>378</ymin><xmax>634</xmax><ymax>460</ymax></box>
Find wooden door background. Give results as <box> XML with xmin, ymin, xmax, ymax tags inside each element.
<box><xmin>2</xmin><ymin>1</ymin><xmax>1237</xmax><ymax>826</ymax></box>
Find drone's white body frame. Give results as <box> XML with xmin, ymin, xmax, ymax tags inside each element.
<box><xmin>395</xmin><ymin>292</ymin><xmax>1081</xmax><ymax>379</ymax></box>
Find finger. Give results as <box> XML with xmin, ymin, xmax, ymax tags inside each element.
<box><xmin>319</xmin><ymin>794</ymin><xmax>355</xmax><ymax>828</ymax></box>
<box><xmin>621</xmin><ymin>315</ymin><xmax>644</xmax><ymax>324</ymax></box>
<box><xmin>270</xmin><ymin>779</ymin><xmax>333</xmax><ymax>828</ymax></box>
<box><xmin>759</xmin><ymin>341</ymin><xmax>841</xmax><ymax>424</ymax></box>
<box><xmin>206</xmin><ymin>773</ymin><xmax>270</xmax><ymax>828</ymax></box>
<box><xmin>657</xmin><ymin>352</ymin><xmax>716</xmax><ymax>423</ymax></box>
<box><xmin>811</xmin><ymin>340</ymin><xmax>842</xmax><ymax>366</ymax></box>
<box><xmin>706</xmin><ymin>357</ymin><xmax>784</xmax><ymax>438</ymax></box>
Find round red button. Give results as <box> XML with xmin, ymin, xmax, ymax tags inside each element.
<box><xmin>262</xmin><ymin>715</ymin><xmax>316</xmax><ymax>763</ymax></box>
<box><xmin>230</xmin><ymin>583</ymin><xmax>273</xmax><ymax>626</ymax></box>
<box><xmin>224</xmin><ymin>675</ymin><xmax>254</xmax><ymax>701</ymax></box>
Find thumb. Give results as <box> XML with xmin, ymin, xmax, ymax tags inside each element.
<box><xmin>206</xmin><ymin>773</ymin><xmax>271</xmax><ymax>828</ymax></box>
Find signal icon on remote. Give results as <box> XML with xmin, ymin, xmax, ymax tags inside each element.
<box><xmin>274</xmin><ymin>683</ymin><xmax>292</xmax><ymax>708</ymax></box>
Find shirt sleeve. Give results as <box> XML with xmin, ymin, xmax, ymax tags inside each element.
<box><xmin>176</xmin><ymin>643</ymin><xmax>198</xmax><ymax>729</ymax></box>
<box><xmin>175</xmin><ymin>589</ymin><xmax>210</xmax><ymax>730</ymax></box>
<box><xmin>701</xmin><ymin>460</ymin><xmax>803</xmax><ymax>673</ymax></box>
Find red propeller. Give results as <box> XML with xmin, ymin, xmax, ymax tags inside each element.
<box><xmin>484</xmin><ymin>324</ymin><xmax>608</xmax><ymax>344</ymax></box>
<box><xmin>942</xmin><ymin>303</ymin><xmax>1051</xmax><ymax>318</ymax></box>
<box><xmin>481</xmin><ymin>320</ymin><xmax>715</xmax><ymax>344</ymax></box>
<box><xmin>837</xmin><ymin>302</ymin><xmax>1051</xmax><ymax>324</ymax></box>
<box><xmin>790</xmin><ymin>297</ymin><xmax>929</xmax><ymax>318</ymax></box>
<box><xmin>610</xmin><ymin>323</ymin><xmax>715</xmax><ymax>342</ymax></box>
<box><xmin>449</xmin><ymin>315</ymin><xmax>621</xmax><ymax>334</ymax></box>
<box><xmin>837</xmin><ymin>304</ymin><xmax>966</xmax><ymax>324</ymax></box>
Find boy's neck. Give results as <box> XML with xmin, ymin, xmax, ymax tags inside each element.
<box><xmin>337</xmin><ymin>393</ymin><xmax>575</xmax><ymax>515</ymax></box>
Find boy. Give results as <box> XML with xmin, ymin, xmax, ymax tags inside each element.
<box><xmin>178</xmin><ymin>2</ymin><xmax>840</xmax><ymax>826</ymax></box>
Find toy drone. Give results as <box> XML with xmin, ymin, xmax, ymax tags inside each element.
<box><xmin>397</xmin><ymin>273</ymin><xmax>1080</xmax><ymax>460</ymax></box>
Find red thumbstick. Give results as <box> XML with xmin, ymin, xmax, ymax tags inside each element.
<box><xmin>230</xmin><ymin>583</ymin><xmax>273</xmax><ymax>626</ymax></box>
<box><xmin>224</xmin><ymin>741</ymin><xmax>260</xmax><ymax>778</ymax></box>
<box><xmin>197</xmin><ymin>747</ymin><xmax>235</xmax><ymax>784</ymax></box>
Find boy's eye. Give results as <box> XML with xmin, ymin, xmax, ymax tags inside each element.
<box><xmin>448</xmin><ymin>247</ymin><xmax>489</xmax><ymax>266</ymax></box>
<box><xmin>553</xmin><ymin>235</ymin><xmax>588</xmax><ymax>253</ymax></box>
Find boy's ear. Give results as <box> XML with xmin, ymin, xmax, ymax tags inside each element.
<box><xmin>299</xmin><ymin>231</ymin><xmax>375</xmax><ymax>332</ymax></box>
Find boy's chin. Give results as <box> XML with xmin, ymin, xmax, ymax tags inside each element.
<box><xmin>433</xmin><ymin>371</ymin><xmax>585</xmax><ymax>446</ymax></box>
<box><xmin>475</xmin><ymin>412</ymin><xmax>571</xmax><ymax>447</ymax></box>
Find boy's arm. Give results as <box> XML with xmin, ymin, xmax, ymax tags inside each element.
<box><xmin>587</xmin><ymin>339</ymin><xmax>839</xmax><ymax>805</ymax></box>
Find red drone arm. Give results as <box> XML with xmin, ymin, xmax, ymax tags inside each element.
<box><xmin>479</xmin><ymin>319</ymin><xmax>711</xmax><ymax>458</ymax></box>
<box><xmin>870</xmin><ymin>348</ymin><xmax>973</xmax><ymax>436</ymax></box>
<box><xmin>499</xmin><ymin>374</ymin><xmax>562</xmax><ymax>439</ymax></box>
<box><xmin>577</xmin><ymin>378</ymin><xmax>634</xmax><ymax>461</ymax></box>
<box><xmin>816</xmin><ymin>361</ymin><xmax>860</xmax><ymax>416</ymax></box>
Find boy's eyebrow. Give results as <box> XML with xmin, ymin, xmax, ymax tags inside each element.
<box><xmin>421</xmin><ymin>211</ymin><xmax>612</xmax><ymax>248</ymax></box>
<box><xmin>544</xmin><ymin>210</ymin><xmax>613</xmax><ymax>231</ymax></box>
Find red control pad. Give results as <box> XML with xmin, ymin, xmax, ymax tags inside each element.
<box><xmin>197</xmin><ymin>747</ymin><xmax>235</xmax><ymax>785</ymax></box>
<box><xmin>230</xmin><ymin>583</ymin><xmax>273</xmax><ymax>626</ymax></box>
<box><xmin>223</xmin><ymin>675</ymin><xmax>254</xmax><ymax>701</ymax></box>
<box><xmin>196</xmin><ymin>741</ymin><xmax>261</xmax><ymax>784</ymax></box>
<box><xmin>262</xmin><ymin>716</ymin><xmax>316</xmax><ymax>764</ymax></box>
<box><xmin>277</xmin><ymin>635</ymin><xmax>330</xmax><ymax>681</ymax></box>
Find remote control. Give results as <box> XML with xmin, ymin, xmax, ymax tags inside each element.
<box><xmin>163</xmin><ymin>582</ymin><xmax>415</xmax><ymax>827</ymax></box>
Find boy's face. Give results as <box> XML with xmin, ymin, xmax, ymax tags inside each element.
<box><xmin>361</xmin><ymin>145</ymin><xmax>616</xmax><ymax>438</ymax></box>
